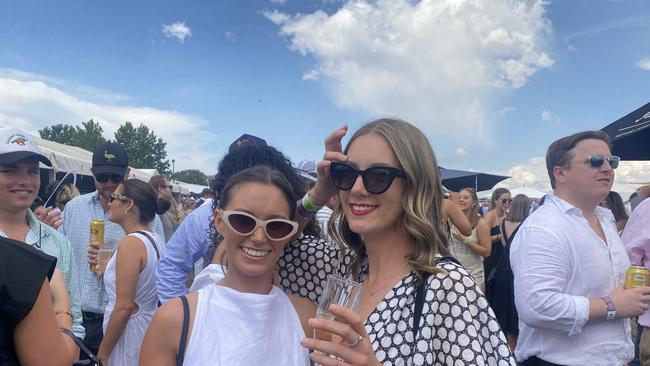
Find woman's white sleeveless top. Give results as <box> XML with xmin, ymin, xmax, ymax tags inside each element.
<box><xmin>183</xmin><ymin>283</ymin><xmax>310</xmax><ymax>366</ymax></box>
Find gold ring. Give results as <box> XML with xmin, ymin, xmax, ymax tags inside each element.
<box><xmin>349</xmin><ymin>333</ymin><xmax>363</xmax><ymax>347</ymax></box>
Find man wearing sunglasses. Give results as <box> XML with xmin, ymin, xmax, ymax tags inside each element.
<box><xmin>60</xmin><ymin>141</ymin><xmax>165</xmax><ymax>359</ymax></box>
<box><xmin>510</xmin><ymin>131</ymin><xmax>649</xmax><ymax>365</ymax></box>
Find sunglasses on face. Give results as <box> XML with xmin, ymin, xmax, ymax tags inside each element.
<box><xmin>501</xmin><ymin>198</ymin><xmax>512</xmax><ymax>204</ymax></box>
<box><xmin>96</xmin><ymin>174</ymin><xmax>124</xmax><ymax>184</ymax></box>
<box><xmin>109</xmin><ymin>193</ymin><xmax>129</xmax><ymax>203</ymax></box>
<box><xmin>221</xmin><ymin>210</ymin><xmax>298</xmax><ymax>241</ymax></box>
<box><xmin>330</xmin><ymin>162</ymin><xmax>406</xmax><ymax>194</ymax></box>
<box><xmin>569</xmin><ymin>155</ymin><xmax>620</xmax><ymax>169</ymax></box>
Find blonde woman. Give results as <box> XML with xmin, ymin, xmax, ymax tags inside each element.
<box><xmin>449</xmin><ymin>188</ymin><xmax>491</xmax><ymax>290</ymax></box>
<box><xmin>280</xmin><ymin>119</ymin><xmax>515</xmax><ymax>365</ymax></box>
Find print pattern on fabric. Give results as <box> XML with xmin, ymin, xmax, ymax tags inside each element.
<box><xmin>279</xmin><ymin>236</ymin><xmax>516</xmax><ymax>365</ymax></box>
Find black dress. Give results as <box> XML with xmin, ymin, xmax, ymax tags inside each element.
<box><xmin>0</xmin><ymin>236</ymin><xmax>57</xmax><ymax>365</ymax></box>
<box><xmin>484</xmin><ymin>222</ymin><xmax>519</xmax><ymax>336</ymax></box>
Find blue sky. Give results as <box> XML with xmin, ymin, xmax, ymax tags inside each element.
<box><xmin>1</xmin><ymin>0</ymin><xmax>649</xmax><ymax>192</ymax></box>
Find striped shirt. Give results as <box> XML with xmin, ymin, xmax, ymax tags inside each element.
<box><xmin>0</xmin><ymin>209</ymin><xmax>84</xmax><ymax>338</ymax></box>
<box><xmin>61</xmin><ymin>191</ymin><xmax>165</xmax><ymax>314</ymax></box>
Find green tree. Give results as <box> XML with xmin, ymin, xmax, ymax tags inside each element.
<box><xmin>39</xmin><ymin>119</ymin><xmax>107</xmax><ymax>151</ymax></box>
<box><xmin>75</xmin><ymin>120</ymin><xmax>108</xmax><ymax>151</ymax></box>
<box><xmin>172</xmin><ymin>169</ymin><xmax>210</xmax><ymax>185</ymax></box>
<box><xmin>114</xmin><ymin>122</ymin><xmax>170</xmax><ymax>174</ymax></box>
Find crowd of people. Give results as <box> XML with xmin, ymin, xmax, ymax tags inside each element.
<box><xmin>1</xmin><ymin>120</ymin><xmax>650</xmax><ymax>366</ymax></box>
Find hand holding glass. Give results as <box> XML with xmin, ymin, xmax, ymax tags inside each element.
<box><xmin>313</xmin><ymin>275</ymin><xmax>362</xmax><ymax>345</ymax></box>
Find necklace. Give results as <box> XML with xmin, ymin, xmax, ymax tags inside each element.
<box><xmin>363</xmin><ymin>265</ymin><xmax>411</xmax><ymax>297</ymax></box>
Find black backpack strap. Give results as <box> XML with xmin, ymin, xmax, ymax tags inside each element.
<box><xmin>176</xmin><ymin>295</ymin><xmax>190</xmax><ymax>366</ymax></box>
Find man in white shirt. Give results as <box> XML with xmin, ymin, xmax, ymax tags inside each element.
<box><xmin>510</xmin><ymin>130</ymin><xmax>650</xmax><ymax>365</ymax></box>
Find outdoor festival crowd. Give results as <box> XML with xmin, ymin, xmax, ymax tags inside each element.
<box><xmin>2</xmin><ymin>118</ymin><xmax>650</xmax><ymax>366</ymax></box>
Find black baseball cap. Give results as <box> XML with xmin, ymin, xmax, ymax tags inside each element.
<box><xmin>91</xmin><ymin>142</ymin><xmax>129</xmax><ymax>176</ymax></box>
<box><xmin>228</xmin><ymin>134</ymin><xmax>267</xmax><ymax>154</ymax></box>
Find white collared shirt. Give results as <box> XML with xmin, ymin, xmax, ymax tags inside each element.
<box><xmin>510</xmin><ymin>193</ymin><xmax>632</xmax><ymax>365</ymax></box>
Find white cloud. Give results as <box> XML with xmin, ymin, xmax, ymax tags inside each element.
<box><xmin>263</xmin><ymin>9</ymin><xmax>291</xmax><ymax>25</ymax></box>
<box><xmin>494</xmin><ymin>157</ymin><xmax>650</xmax><ymax>199</ymax></box>
<box><xmin>455</xmin><ymin>147</ymin><xmax>467</xmax><ymax>157</ymax></box>
<box><xmin>541</xmin><ymin>110</ymin><xmax>560</xmax><ymax>124</ymax></box>
<box><xmin>162</xmin><ymin>21</ymin><xmax>192</xmax><ymax>43</ymax></box>
<box><xmin>638</xmin><ymin>58</ymin><xmax>650</xmax><ymax>71</ymax></box>
<box><xmin>302</xmin><ymin>69</ymin><xmax>320</xmax><ymax>81</ymax></box>
<box><xmin>265</xmin><ymin>0</ymin><xmax>553</xmax><ymax>140</ymax></box>
<box><xmin>224</xmin><ymin>31</ymin><xmax>235</xmax><ymax>42</ymax></box>
<box><xmin>0</xmin><ymin>70</ymin><xmax>218</xmax><ymax>172</ymax></box>
<box><xmin>270</xmin><ymin>0</ymin><xmax>287</xmax><ymax>4</ymax></box>
<box><xmin>498</xmin><ymin>106</ymin><xmax>515</xmax><ymax>118</ymax></box>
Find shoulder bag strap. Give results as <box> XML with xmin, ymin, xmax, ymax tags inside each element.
<box><xmin>176</xmin><ymin>295</ymin><xmax>190</xmax><ymax>366</ymax></box>
<box><xmin>412</xmin><ymin>256</ymin><xmax>460</xmax><ymax>337</ymax></box>
<box><xmin>136</xmin><ymin>230</ymin><xmax>163</xmax><ymax>307</ymax></box>
<box><xmin>62</xmin><ymin>327</ymin><xmax>102</xmax><ymax>366</ymax></box>
<box><xmin>135</xmin><ymin>230</ymin><xmax>161</xmax><ymax>260</ymax></box>
<box><xmin>499</xmin><ymin>219</ymin><xmax>509</xmax><ymax>243</ymax></box>
<box><xmin>413</xmin><ymin>271</ymin><xmax>430</xmax><ymax>338</ymax></box>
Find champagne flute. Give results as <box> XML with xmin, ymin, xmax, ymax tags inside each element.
<box><xmin>313</xmin><ymin>275</ymin><xmax>362</xmax><ymax>363</ymax></box>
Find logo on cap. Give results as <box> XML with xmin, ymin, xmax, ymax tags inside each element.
<box><xmin>8</xmin><ymin>134</ymin><xmax>28</xmax><ymax>146</ymax></box>
<box><xmin>104</xmin><ymin>150</ymin><xmax>116</xmax><ymax>163</ymax></box>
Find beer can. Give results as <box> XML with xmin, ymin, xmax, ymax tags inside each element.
<box><xmin>89</xmin><ymin>220</ymin><xmax>105</xmax><ymax>272</ymax></box>
<box><xmin>625</xmin><ymin>265</ymin><xmax>649</xmax><ymax>289</ymax></box>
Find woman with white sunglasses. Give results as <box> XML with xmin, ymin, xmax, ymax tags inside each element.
<box><xmin>139</xmin><ymin>165</ymin><xmax>313</xmax><ymax>365</ymax></box>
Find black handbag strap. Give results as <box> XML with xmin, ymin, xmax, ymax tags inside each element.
<box><xmin>135</xmin><ymin>230</ymin><xmax>160</xmax><ymax>260</ymax></box>
<box><xmin>135</xmin><ymin>230</ymin><xmax>163</xmax><ymax>307</ymax></box>
<box><xmin>413</xmin><ymin>256</ymin><xmax>460</xmax><ymax>337</ymax></box>
<box><xmin>176</xmin><ymin>295</ymin><xmax>190</xmax><ymax>366</ymax></box>
<box><xmin>62</xmin><ymin>327</ymin><xmax>102</xmax><ymax>366</ymax></box>
<box><xmin>413</xmin><ymin>271</ymin><xmax>430</xmax><ymax>338</ymax></box>
<box><xmin>487</xmin><ymin>221</ymin><xmax>521</xmax><ymax>282</ymax></box>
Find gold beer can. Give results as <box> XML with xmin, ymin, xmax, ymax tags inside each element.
<box><xmin>625</xmin><ymin>265</ymin><xmax>649</xmax><ymax>289</ymax></box>
<box><xmin>89</xmin><ymin>220</ymin><xmax>105</xmax><ymax>272</ymax></box>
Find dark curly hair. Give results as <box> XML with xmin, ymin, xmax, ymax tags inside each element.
<box><xmin>204</xmin><ymin>145</ymin><xmax>320</xmax><ymax>261</ymax></box>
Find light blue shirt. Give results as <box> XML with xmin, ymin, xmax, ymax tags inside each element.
<box><xmin>61</xmin><ymin>191</ymin><xmax>165</xmax><ymax>314</ymax></box>
<box><xmin>1</xmin><ymin>209</ymin><xmax>85</xmax><ymax>339</ymax></box>
<box><xmin>156</xmin><ymin>202</ymin><xmax>214</xmax><ymax>303</ymax></box>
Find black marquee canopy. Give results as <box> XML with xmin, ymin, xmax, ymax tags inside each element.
<box><xmin>601</xmin><ymin>102</ymin><xmax>650</xmax><ymax>161</ymax></box>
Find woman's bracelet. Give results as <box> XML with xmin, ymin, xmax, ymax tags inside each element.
<box><xmin>302</xmin><ymin>192</ymin><xmax>324</xmax><ymax>213</ymax></box>
<box><xmin>55</xmin><ymin>309</ymin><xmax>73</xmax><ymax>319</ymax></box>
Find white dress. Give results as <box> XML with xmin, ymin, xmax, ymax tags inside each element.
<box><xmin>183</xmin><ymin>283</ymin><xmax>310</xmax><ymax>366</ymax></box>
<box><xmin>449</xmin><ymin>226</ymin><xmax>485</xmax><ymax>287</ymax></box>
<box><xmin>103</xmin><ymin>231</ymin><xmax>162</xmax><ymax>366</ymax></box>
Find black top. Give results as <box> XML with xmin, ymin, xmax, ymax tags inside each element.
<box><xmin>0</xmin><ymin>236</ymin><xmax>57</xmax><ymax>365</ymax></box>
<box><xmin>279</xmin><ymin>236</ymin><xmax>516</xmax><ymax>365</ymax></box>
<box><xmin>484</xmin><ymin>222</ymin><xmax>520</xmax><ymax>335</ymax></box>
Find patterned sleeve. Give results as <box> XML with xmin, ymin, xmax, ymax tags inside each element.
<box><xmin>278</xmin><ymin>235</ymin><xmax>352</xmax><ymax>303</ymax></box>
<box><xmin>426</xmin><ymin>261</ymin><xmax>515</xmax><ymax>365</ymax></box>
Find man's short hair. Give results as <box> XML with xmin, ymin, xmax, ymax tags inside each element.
<box><xmin>545</xmin><ymin>130</ymin><xmax>611</xmax><ymax>189</ymax></box>
<box><xmin>149</xmin><ymin>175</ymin><xmax>169</xmax><ymax>191</ymax></box>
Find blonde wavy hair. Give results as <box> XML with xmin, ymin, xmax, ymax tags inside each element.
<box><xmin>328</xmin><ymin>118</ymin><xmax>449</xmax><ymax>280</ymax></box>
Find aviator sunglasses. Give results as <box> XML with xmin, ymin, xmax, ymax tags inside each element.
<box><xmin>569</xmin><ymin>155</ymin><xmax>620</xmax><ymax>169</ymax></box>
<box><xmin>330</xmin><ymin>162</ymin><xmax>406</xmax><ymax>194</ymax></box>
<box><xmin>96</xmin><ymin>173</ymin><xmax>124</xmax><ymax>184</ymax></box>
<box><xmin>221</xmin><ymin>210</ymin><xmax>298</xmax><ymax>241</ymax></box>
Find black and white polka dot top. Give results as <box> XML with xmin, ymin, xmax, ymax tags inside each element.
<box><xmin>279</xmin><ymin>236</ymin><xmax>516</xmax><ymax>366</ymax></box>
